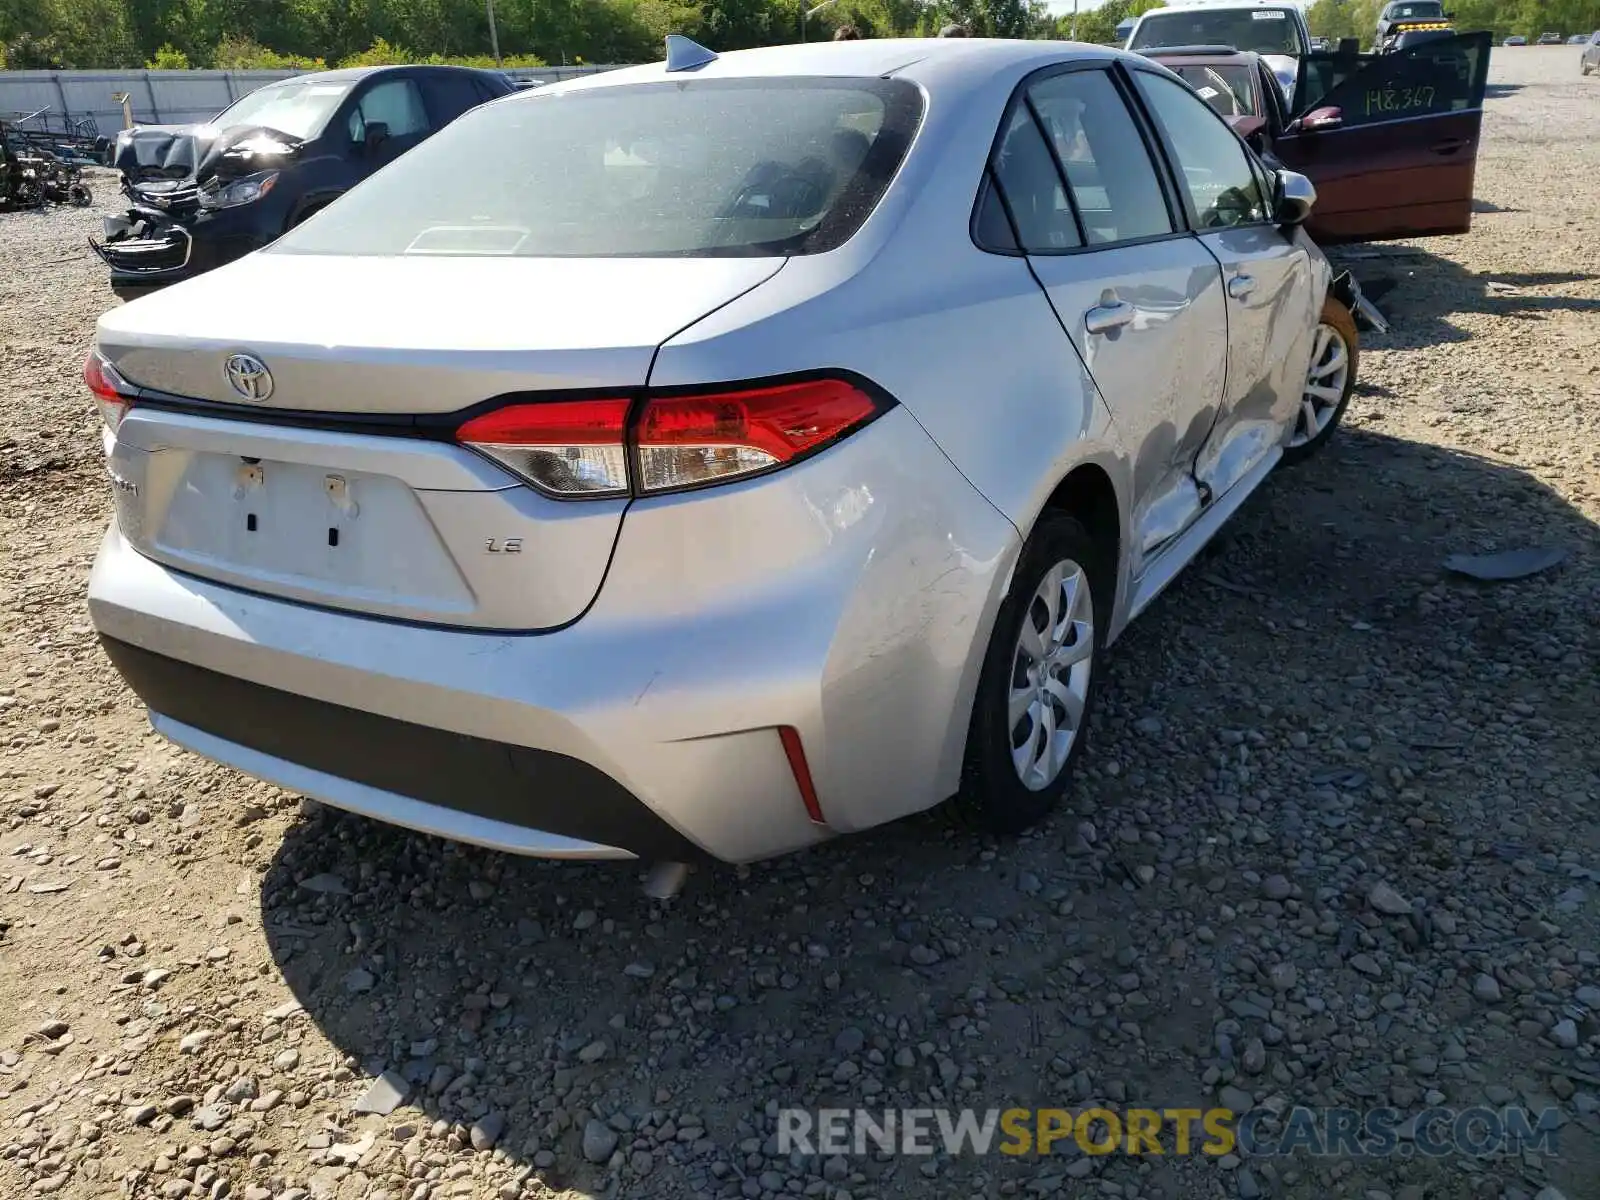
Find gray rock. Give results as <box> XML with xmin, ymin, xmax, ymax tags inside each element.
<box><xmin>352</xmin><ymin>1071</ymin><xmax>409</xmax><ymax>1116</ymax></box>
<box><xmin>343</xmin><ymin>968</ymin><xmax>375</xmax><ymax>994</ymax></box>
<box><xmin>835</xmin><ymin>1028</ymin><xmax>866</xmax><ymax>1055</ymax></box>
<box><xmin>582</xmin><ymin>1119</ymin><xmax>619</xmax><ymax>1164</ymax></box>
<box><xmin>1367</xmin><ymin>882</ymin><xmax>1413</xmax><ymax>916</ymax></box>
<box><xmin>1242</xmin><ymin>1038</ymin><xmax>1267</xmax><ymax>1075</ymax></box>
<box><xmin>1349</xmin><ymin>953</ymin><xmax>1382</xmax><ymax>978</ymax></box>
<box><xmin>1550</xmin><ymin>1019</ymin><xmax>1579</xmax><ymax>1050</ymax></box>
<box><xmin>470</xmin><ymin>1111</ymin><xmax>505</xmax><ymax>1151</ymax></box>
<box><xmin>298</xmin><ymin>873</ymin><xmax>349</xmax><ymax>894</ymax></box>
<box><xmin>1474</xmin><ymin>973</ymin><xmax>1503</xmax><ymax>1003</ymax></box>
<box><xmin>1261</xmin><ymin>875</ymin><xmax>1292</xmax><ymax>901</ymax></box>
<box><xmin>1575</xmin><ymin>985</ymin><xmax>1600</xmax><ymax>1009</ymax></box>
<box><xmin>1219</xmin><ymin>1085</ymin><xmax>1254</xmax><ymax>1112</ymax></box>
<box><xmin>192</xmin><ymin>1105</ymin><xmax>228</xmax><ymax>1131</ymax></box>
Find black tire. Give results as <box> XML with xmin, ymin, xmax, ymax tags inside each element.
<box><xmin>955</xmin><ymin>511</ymin><xmax>1108</xmax><ymax>835</ymax></box>
<box><xmin>69</xmin><ymin>183</ymin><xmax>92</xmax><ymax>207</ymax></box>
<box><xmin>1282</xmin><ymin>295</ymin><xmax>1359</xmax><ymax>466</ymax></box>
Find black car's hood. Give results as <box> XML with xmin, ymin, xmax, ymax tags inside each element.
<box><xmin>113</xmin><ymin>123</ymin><xmax>303</xmax><ymax>185</ymax></box>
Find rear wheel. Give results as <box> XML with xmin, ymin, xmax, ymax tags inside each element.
<box><xmin>956</xmin><ymin>512</ymin><xmax>1106</xmax><ymax>835</ymax></box>
<box><xmin>1283</xmin><ymin>295</ymin><xmax>1359</xmax><ymax>465</ymax></box>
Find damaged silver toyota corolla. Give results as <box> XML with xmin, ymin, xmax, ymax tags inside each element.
<box><xmin>90</xmin><ymin>64</ymin><xmax>516</xmax><ymax>300</ymax></box>
<box><xmin>87</xmin><ymin>37</ymin><xmax>1362</xmax><ymax>872</ymax></box>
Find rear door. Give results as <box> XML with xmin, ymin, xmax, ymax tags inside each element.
<box><xmin>419</xmin><ymin>71</ymin><xmax>493</xmax><ymax>131</ymax></box>
<box><xmin>982</xmin><ymin>64</ymin><xmax>1229</xmax><ymax>574</ymax></box>
<box><xmin>1275</xmin><ymin>31</ymin><xmax>1492</xmax><ymax>243</ymax></box>
<box><xmin>1129</xmin><ymin>65</ymin><xmax>1317</xmax><ymax>502</ymax></box>
<box><xmin>345</xmin><ymin>74</ymin><xmax>434</xmax><ymax>173</ymax></box>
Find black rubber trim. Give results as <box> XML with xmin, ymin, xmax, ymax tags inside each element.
<box><xmin>99</xmin><ymin>635</ymin><xmax>710</xmax><ymax>862</ymax></box>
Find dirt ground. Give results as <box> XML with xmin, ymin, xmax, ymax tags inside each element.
<box><xmin>2</xmin><ymin>44</ymin><xmax>1598</xmax><ymax>1200</ymax></box>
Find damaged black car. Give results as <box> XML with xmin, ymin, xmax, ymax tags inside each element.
<box><xmin>92</xmin><ymin>65</ymin><xmax>516</xmax><ymax>299</ymax></box>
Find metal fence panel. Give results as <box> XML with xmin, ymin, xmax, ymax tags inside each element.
<box><xmin>2</xmin><ymin>66</ymin><xmax>626</xmax><ymax>137</ymax></box>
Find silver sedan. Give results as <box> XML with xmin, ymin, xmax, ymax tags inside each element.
<box><xmin>86</xmin><ymin>36</ymin><xmax>1357</xmax><ymax>866</ymax></box>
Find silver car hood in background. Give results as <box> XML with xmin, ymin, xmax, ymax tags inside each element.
<box><xmin>96</xmin><ymin>252</ymin><xmax>787</xmax><ymax>413</ymax></box>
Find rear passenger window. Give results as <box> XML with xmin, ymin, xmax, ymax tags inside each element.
<box><xmin>1026</xmin><ymin>71</ymin><xmax>1173</xmax><ymax>245</ymax></box>
<box><xmin>986</xmin><ymin>106</ymin><xmax>1082</xmax><ymax>252</ymax></box>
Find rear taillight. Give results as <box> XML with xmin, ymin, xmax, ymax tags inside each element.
<box><xmin>456</xmin><ymin>398</ymin><xmax>631</xmax><ymax>497</ymax></box>
<box><xmin>636</xmin><ymin>379</ymin><xmax>881</xmax><ymax>493</ymax></box>
<box><xmin>85</xmin><ymin>350</ymin><xmax>134</xmax><ymax>433</ymax></box>
<box><xmin>454</xmin><ymin>377</ymin><xmax>886</xmax><ymax>500</ymax></box>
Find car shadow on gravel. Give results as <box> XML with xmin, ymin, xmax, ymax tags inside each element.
<box><xmin>1334</xmin><ymin>245</ymin><xmax>1600</xmax><ymax>346</ymax></box>
<box><xmin>253</xmin><ymin>426</ymin><xmax>1600</xmax><ymax>1199</ymax></box>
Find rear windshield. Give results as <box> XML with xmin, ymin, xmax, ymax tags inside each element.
<box><xmin>270</xmin><ymin>77</ymin><xmax>923</xmax><ymax>259</ymax></box>
<box><xmin>1129</xmin><ymin>9</ymin><xmax>1304</xmax><ymax>56</ymax></box>
<box><xmin>1165</xmin><ymin>63</ymin><xmax>1262</xmax><ymax>117</ymax></box>
<box><xmin>213</xmin><ymin>79</ymin><xmax>352</xmax><ymax>140</ymax></box>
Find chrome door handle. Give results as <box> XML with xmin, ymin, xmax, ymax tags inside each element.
<box><xmin>1227</xmin><ymin>274</ymin><xmax>1256</xmax><ymax>299</ymax></box>
<box><xmin>1085</xmin><ymin>300</ymin><xmax>1135</xmax><ymax>334</ymax></box>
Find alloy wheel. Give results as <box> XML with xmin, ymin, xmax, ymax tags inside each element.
<box><xmin>1289</xmin><ymin>320</ymin><xmax>1352</xmax><ymax>448</ymax></box>
<box><xmin>1008</xmin><ymin>559</ymin><xmax>1095</xmax><ymax>791</ymax></box>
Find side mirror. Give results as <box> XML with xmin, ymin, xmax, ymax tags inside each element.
<box><xmin>1274</xmin><ymin>169</ymin><xmax>1317</xmax><ymax>225</ymax></box>
<box><xmin>362</xmin><ymin>121</ymin><xmax>390</xmax><ymax>155</ymax></box>
<box><xmin>1300</xmin><ymin>106</ymin><xmax>1344</xmax><ymax>132</ymax></box>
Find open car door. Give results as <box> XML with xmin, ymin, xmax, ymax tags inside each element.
<box><xmin>1271</xmin><ymin>32</ymin><xmax>1491</xmax><ymax>243</ymax></box>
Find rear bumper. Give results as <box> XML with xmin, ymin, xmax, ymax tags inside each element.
<box><xmin>87</xmin><ymin>407</ymin><xmax>1021</xmax><ymax>863</ymax></box>
<box><xmin>100</xmin><ymin>634</ymin><xmax>701</xmax><ymax>861</ymax></box>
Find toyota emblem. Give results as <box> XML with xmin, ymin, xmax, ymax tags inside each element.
<box><xmin>224</xmin><ymin>353</ymin><xmax>273</xmax><ymax>401</ymax></box>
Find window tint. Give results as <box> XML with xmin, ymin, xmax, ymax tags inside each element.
<box><xmin>972</xmin><ymin>169</ymin><xmax>1020</xmax><ymax>253</ymax></box>
<box><xmin>423</xmin><ymin>73</ymin><xmax>490</xmax><ymax>125</ymax></box>
<box><xmin>1129</xmin><ymin>8</ymin><xmax>1302</xmax><ymax>56</ymax></box>
<box><xmin>275</xmin><ymin>79</ymin><xmax>922</xmax><ymax>259</ymax></box>
<box><xmin>987</xmin><ymin>107</ymin><xmax>1081</xmax><ymax>252</ymax></box>
<box><xmin>1165</xmin><ymin>63</ymin><xmax>1261</xmax><ymax>118</ymax></box>
<box><xmin>1299</xmin><ymin>32</ymin><xmax>1489</xmax><ymax>120</ymax></box>
<box><xmin>1027</xmin><ymin>71</ymin><xmax>1173</xmax><ymax>245</ymax></box>
<box><xmin>1133</xmin><ymin>71</ymin><xmax>1269</xmax><ymax>229</ymax></box>
<box><xmin>348</xmin><ymin>79</ymin><xmax>430</xmax><ymax>143</ymax></box>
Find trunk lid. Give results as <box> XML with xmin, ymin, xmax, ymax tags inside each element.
<box><xmin>97</xmin><ymin>252</ymin><xmax>785</xmax><ymax>628</ymax></box>
<box><xmin>96</xmin><ymin>252</ymin><xmax>784</xmax><ymax>413</ymax></box>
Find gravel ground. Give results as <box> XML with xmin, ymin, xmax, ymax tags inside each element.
<box><xmin>3</xmin><ymin>46</ymin><xmax>1599</xmax><ymax>1200</ymax></box>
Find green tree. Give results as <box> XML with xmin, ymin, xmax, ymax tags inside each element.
<box><xmin>146</xmin><ymin>40</ymin><xmax>190</xmax><ymax>65</ymax></box>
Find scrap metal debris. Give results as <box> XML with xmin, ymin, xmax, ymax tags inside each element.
<box><xmin>1443</xmin><ymin>547</ymin><xmax>1569</xmax><ymax>581</ymax></box>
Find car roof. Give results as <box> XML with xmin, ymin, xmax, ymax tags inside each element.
<box><xmin>269</xmin><ymin>64</ymin><xmax>500</xmax><ymax>85</ymax></box>
<box><xmin>1135</xmin><ymin>2</ymin><xmax>1298</xmax><ymax>15</ymax></box>
<box><xmin>530</xmin><ymin>37</ymin><xmax>1123</xmax><ymax>95</ymax></box>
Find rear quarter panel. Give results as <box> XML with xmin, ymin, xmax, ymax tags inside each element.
<box><xmin>651</xmin><ymin>56</ymin><xmax>1137</xmax><ymax>579</ymax></box>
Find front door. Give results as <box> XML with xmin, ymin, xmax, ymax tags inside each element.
<box><xmin>1276</xmin><ymin>31</ymin><xmax>1492</xmax><ymax>243</ymax></box>
<box><xmin>346</xmin><ymin>76</ymin><xmax>435</xmax><ymax>175</ymax></box>
<box><xmin>990</xmin><ymin>65</ymin><xmax>1229</xmax><ymax>573</ymax></box>
<box><xmin>1128</xmin><ymin>65</ymin><xmax>1318</xmax><ymax>500</ymax></box>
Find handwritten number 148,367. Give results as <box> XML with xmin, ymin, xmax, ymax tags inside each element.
<box><xmin>1365</xmin><ymin>85</ymin><xmax>1437</xmax><ymax>116</ymax></box>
